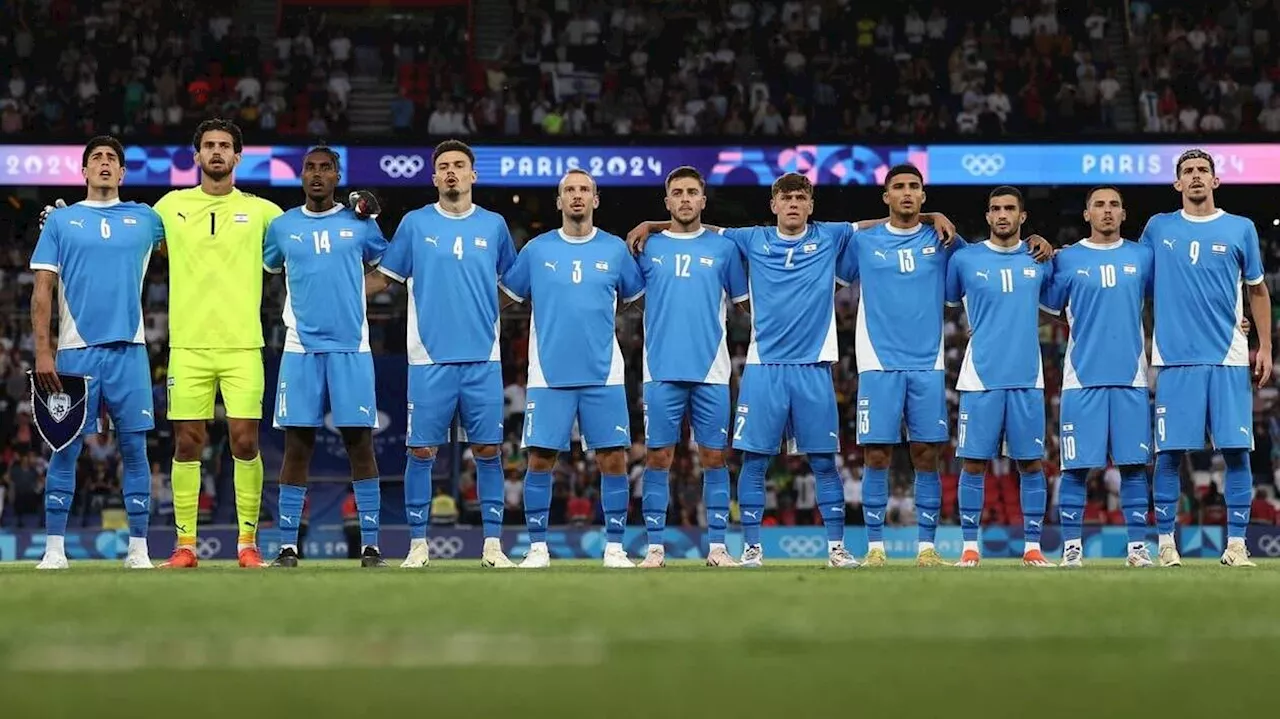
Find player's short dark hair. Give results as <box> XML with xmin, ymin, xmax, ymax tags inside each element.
<box><xmin>664</xmin><ymin>166</ymin><xmax>705</xmax><ymax>192</ymax></box>
<box><xmin>883</xmin><ymin>163</ymin><xmax>923</xmax><ymax>190</ymax></box>
<box><xmin>82</xmin><ymin>136</ymin><xmax>124</xmax><ymax>168</ymax></box>
<box><xmin>192</xmin><ymin>118</ymin><xmax>244</xmax><ymax>153</ymax></box>
<box><xmin>303</xmin><ymin>145</ymin><xmax>341</xmax><ymax>173</ymax></box>
<box><xmin>987</xmin><ymin>185</ymin><xmax>1024</xmax><ymax>210</ymax></box>
<box><xmin>1175</xmin><ymin>148</ymin><xmax>1215</xmax><ymax>177</ymax></box>
<box><xmin>559</xmin><ymin>168</ymin><xmax>596</xmax><ymax>194</ymax></box>
<box><xmin>432</xmin><ymin>139</ymin><xmax>475</xmax><ymax>168</ymax></box>
<box><xmin>771</xmin><ymin>172</ymin><xmax>813</xmax><ymax>198</ymax></box>
<box><xmin>1085</xmin><ymin>185</ymin><xmax>1122</xmax><ymax>205</ymax></box>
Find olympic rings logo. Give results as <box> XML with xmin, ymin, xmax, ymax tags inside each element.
<box><xmin>428</xmin><ymin>536</ymin><xmax>465</xmax><ymax>558</ymax></box>
<box><xmin>194</xmin><ymin>537</ymin><xmax>222</xmax><ymax>560</ymax></box>
<box><xmin>777</xmin><ymin>535</ymin><xmax>826</xmax><ymax>557</ymax></box>
<box><xmin>380</xmin><ymin>154</ymin><xmax>426</xmax><ymax>179</ymax></box>
<box><xmin>1255</xmin><ymin>534</ymin><xmax>1280</xmax><ymax>557</ymax></box>
<box><xmin>961</xmin><ymin>153</ymin><xmax>1006</xmax><ymax>177</ymax></box>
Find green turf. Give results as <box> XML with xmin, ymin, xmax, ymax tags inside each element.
<box><xmin>0</xmin><ymin>559</ymin><xmax>1275</xmax><ymax>718</ymax></box>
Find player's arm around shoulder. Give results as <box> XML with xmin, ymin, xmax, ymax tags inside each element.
<box><xmin>613</xmin><ymin>234</ymin><xmax>646</xmax><ymax>311</ymax></box>
<box><xmin>498</xmin><ymin>235</ymin><xmax>535</xmax><ymax>305</ymax></box>
<box><xmin>151</xmin><ymin>190</ymin><xmax>187</xmax><ymax>255</ymax></box>
<box><xmin>943</xmin><ymin>248</ymin><xmax>966</xmax><ymax>309</ymax></box>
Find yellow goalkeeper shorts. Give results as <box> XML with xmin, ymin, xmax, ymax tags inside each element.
<box><xmin>166</xmin><ymin>348</ymin><xmax>264</xmax><ymax>421</ymax></box>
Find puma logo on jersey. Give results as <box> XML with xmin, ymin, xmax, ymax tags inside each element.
<box><xmin>1162</xmin><ymin>239</ymin><xmax>1176</xmax><ymax>249</ymax></box>
<box><xmin>873</xmin><ymin>250</ymin><xmax>888</xmax><ymax>260</ymax></box>
<box><xmin>289</xmin><ymin>234</ymin><xmax>303</xmax><ymax>242</ymax></box>
<box><xmin>69</xmin><ymin>219</ymin><xmax>84</xmax><ymax>228</ymax></box>
<box><xmin>544</xmin><ymin>261</ymin><xmax>558</xmax><ymax>271</ymax></box>
<box><xmin>424</xmin><ymin>236</ymin><xmax>438</xmax><ymax>245</ymax></box>
<box><xmin>650</xmin><ymin>256</ymin><xmax>663</xmax><ymax>265</ymax></box>
<box><xmin>975</xmin><ymin>270</ymin><xmax>989</xmax><ymax>281</ymax></box>
<box><xmin>1076</xmin><ymin>267</ymin><xmax>1090</xmax><ymax>277</ymax></box>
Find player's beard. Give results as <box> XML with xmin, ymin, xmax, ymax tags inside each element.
<box><xmin>202</xmin><ymin>165</ymin><xmax>232</xmax><ymax>181</ymax></box>
<box><xmin>443</xmin><ymin>187</ymin><xmax>463</xmax><ymax>201</ymax></box>
<box><xmin>992</xmin><ymin>225</ymin><xmax>1020</xmax><ymax>240</ymax></box>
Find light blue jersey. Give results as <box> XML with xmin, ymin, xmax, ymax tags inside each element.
<box><xmin>839</xmin><ymin>223</ymin><xmax>963</xmax><ymax>372</ymax></box>
<box><xmin>264</xmin><ymin>205</ymin><xmax>388</xmax><ymax>352</ymax></box>
<box><xmin>378</xmin><ymin>203</ymin><xmax>518</xmax><ymax>364</ymax></box>
<box><xmin>639</xmin><ymin>228</ymin><xmax>748</xmax><ymax>383</ymax></box>
<box><xmin>1042</xmin><ymin>239</ymin><xmax>1153</xmax><ymax>389</ymax></box>
<box><xmin>29</xmin><ymin>199</ymin><xmax>164</xmax><ymax>348</ymax></box>
<box><xmin>945</xmin><ymin>240</ymin><xmax>1055</xmax><ymax>390</ymax></box>
<box><xmin>1137</xmin><ymin>209</ymin><xmax>1265</xmax><ymax>366</ymax></box>
<box><xmin>721</xmin><ymin>221</ymin><xmax>855</xmax><ymax>364</ymax></box>
<box><xmin>500</xmin><ymin>228</ymin><xmax>645</xmax><ymax>388</ymax></box>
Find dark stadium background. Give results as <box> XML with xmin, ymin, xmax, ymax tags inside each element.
<box><xmin>0</xmin><ymin>0</ymin><xmax>1276</xmax><ymax>556</ymax></box>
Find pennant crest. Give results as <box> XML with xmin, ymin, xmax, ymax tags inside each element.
<box><xmin>29</xmin><ymin>372</ymin><xmax>92</xmax><ymax>452</ymax></box>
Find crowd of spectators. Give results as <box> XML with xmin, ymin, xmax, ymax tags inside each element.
<box><xmin>0</xmin><ymin>0</ymin><xmax>354</xmax><ymax>140</ymax></box>
<box><xmin>9</xmin><ymin>0</ymin><xmax>1280</xmax><ymax>143</ymax></box>
<box><xmin>1130</xmin><ymin>0</ymin><xmax>1280</xmax><ymax>133</ymax></box>
<box><xmin>449</xmin><ymin>0</ymin><xmax>1132</xmax><ymax>138</ymax></box>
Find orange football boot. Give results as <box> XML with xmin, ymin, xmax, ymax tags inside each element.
<box><xmin>238</xmin><ymin>546</ymin><xmax>269</xmax><ymax>568</ymax></box>
<box><xmin>161</xmin><ymin>546</ymin><xmax>198</xmax><ymax>568</ymax></box>
<box><xmin>955</xmin><ymin>549</ymin><xmax>981</xmax><ymax>567</ymax></box>
<box><xmin>1022</xmin><ymin>549</ymin><xmax>1054</xmax><ymax>567</ymax></box>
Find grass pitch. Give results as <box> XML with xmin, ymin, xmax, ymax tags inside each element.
<box><xmin>0</xmin><ymin>559</ymin><xmax>1276</xmax><ymax>718</ymax></box>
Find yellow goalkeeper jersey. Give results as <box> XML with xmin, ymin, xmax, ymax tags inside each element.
<box><xmin>154</xmin><ymin>187</ymin><xmax>284</xmax><ymax>349</ymax></box>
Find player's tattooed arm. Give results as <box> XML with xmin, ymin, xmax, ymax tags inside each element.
<box><xmin>1026</xmin><ymin>234</ymin><xmax>1054</xmax><ymax>262</ymax></box>
<box><xmin>31</xmin><ymin>270</ymin><xmax>61</xmax><ymax>393</ymax></box>
<box><xmin>625</xmin><ymin>220</ymin><xmax>674</xmax><ymax>255</ymax></box>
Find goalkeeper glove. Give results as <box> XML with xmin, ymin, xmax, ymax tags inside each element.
<box><xmin>39</xmin><ymin>198</ymin><xmax>67</xmax><ymax>230</ymax></box>
<box><xmin>349</xmin><ymin>190</ymin><xmax>381</xmax><ymax>220</ymax></box>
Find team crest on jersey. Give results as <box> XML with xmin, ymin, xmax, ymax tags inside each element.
<box><xmin>1062</xmin><ymin>423</ymin><xmax>1074</xmax><ymax>432</ymax></box>
<box><xmin>595</xmin><ymin>261</ymin><xmax>609</xmax><ymax>271</ymax></box>
<box><xmin>699</xmin><ymin>257</ymin><xmax>714</xmax><ymax>267</ymax></box>
<box><xmin>922</xmin><ymin>246</ymin><xmax>937</xmax><ymax>255</ymax></box>
<box><xmin>736</xmin><ymin>404</ymin><xmax>749</xmax><ymax>414</ymax></box>
<box><xmin>1123</xmin><ymin>264</ymin><xmax>1137</xmax><ymax>274</ymax></box>
<box><xmin>234</xmin><ymin>213</ymin><xmax>249</xmax><ymax>223</ymax></box>
<box><xmin>1211</xmin><ymin>243</ymin><xmax>1227</xmax><ymax>254</ymax></box>
<box><xmin>1023</xmin><ymin>268</ymin><xmax>1037</xmax><ymax>277</ymax></box>
<box><xmin>340</xmin><ymin>229</ymin><xmax>354</xmax><ymax>238</ymax></box>
<box><xmin>802</xmin><ymin>243</ymin><xmax>818</xmax><ymax>253</ymax></box>
<box><xmin>475</xmin><ymin>237</ymin><xmax>488</xmax><ymax>248</ymax></box>
<box><xmin>123</xmin><ymin>217</ymin><xmax>137</xmax><ymax>225</ymax></box>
